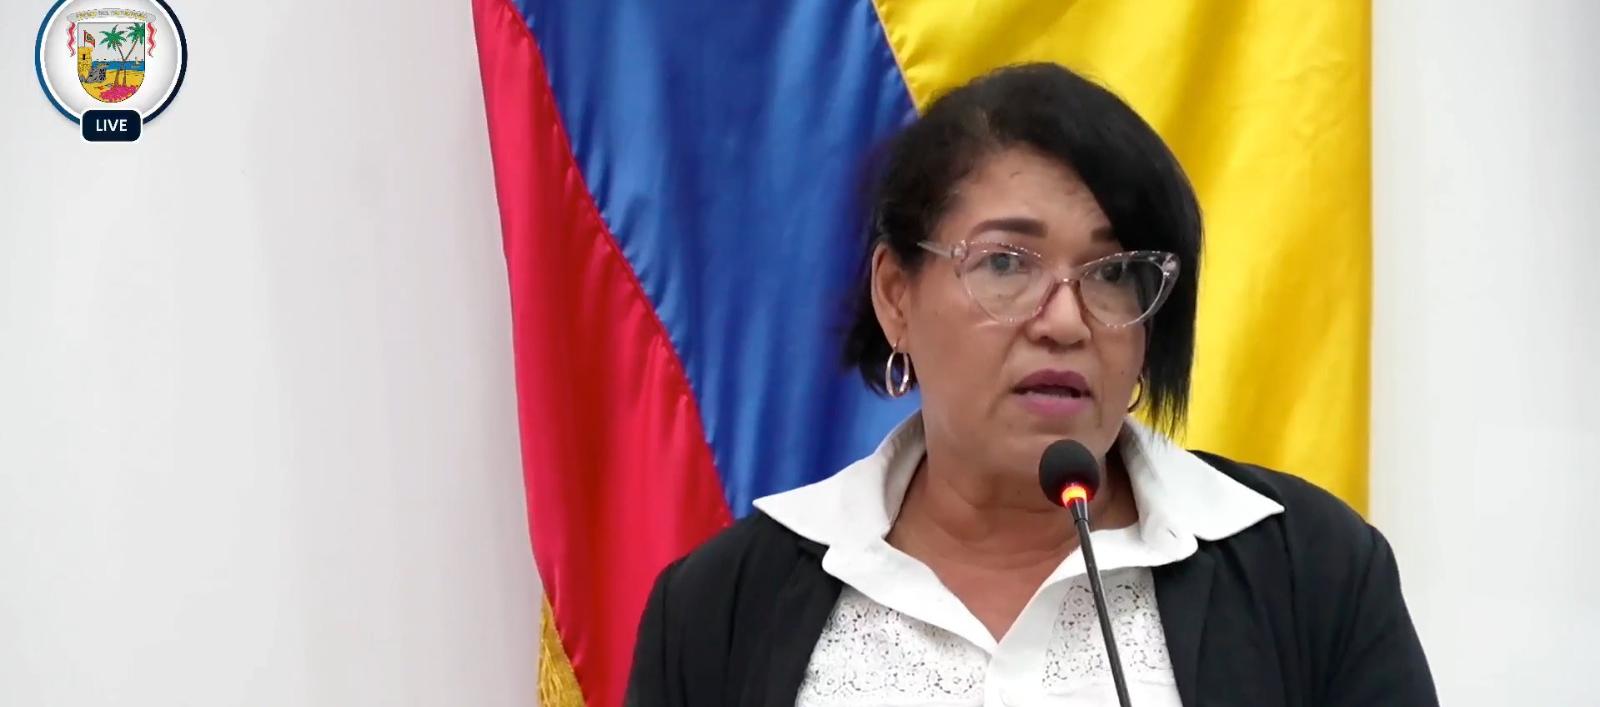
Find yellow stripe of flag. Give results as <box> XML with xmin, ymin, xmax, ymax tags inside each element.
<box><xmin>873</xmin><ymin>0</ymin><xmax>1372</xmax><ymax>509</ymax></box>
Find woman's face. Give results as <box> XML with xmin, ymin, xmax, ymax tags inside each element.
<box><xmin>873</xmin><ymin>146</ymin><xmax>1146</xmax><ymax>483</ymax></box>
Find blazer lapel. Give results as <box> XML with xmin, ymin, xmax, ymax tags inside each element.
<box><xmin>740</xmin><ymin>540</ymin><xmax>842</xmax><ymax>707</ymax></box>
<box><xmin>1154</xmin><ymin>549</ymin><xmax>1216</xmax><ymax>707</ymax></box>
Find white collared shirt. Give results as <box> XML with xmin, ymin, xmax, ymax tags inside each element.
<box><xmin>753</xmin><ymin>413</ymin><xmax>1284</xmax><ymax>707</ymax></box>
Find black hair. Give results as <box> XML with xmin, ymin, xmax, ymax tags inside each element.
<box><xmin>842</xmin><ymin>62</ymin><xmax>1203</xmax><ymax>434</ymax></box>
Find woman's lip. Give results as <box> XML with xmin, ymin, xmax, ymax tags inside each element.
<box><xmin>1014</xmin><ymin>390</ymin><xmax>1093</xmax><ymax>417</ymax></box>
<box><xmin>1014</xmin><ymin>368</ymin><xmax>1092</xmax><ymax>396</ymax></box>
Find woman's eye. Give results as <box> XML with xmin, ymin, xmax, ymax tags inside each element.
<box><xmin>1096</xmin><ymin>261</ymin><xmax>1128</xmax><ymax>282</ymax></box>
<box><xmin>979</xmin><ymin>252</ymin><xmax>1030</xmax><ymax>275</ymax></box>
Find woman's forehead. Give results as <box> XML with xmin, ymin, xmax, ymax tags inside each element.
<box><xmin>945</xmin><ymin>149</ymin><xmax>1110</xmax><ymax>229</ymax></box>
<box><xmin>937</xmin><ymin>152</ymin><xmax>1116</xmax><ymax>253</ymax></box>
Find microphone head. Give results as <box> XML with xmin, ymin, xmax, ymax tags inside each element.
<box><xmin>1038</xmin><ymin>439</ymin><xmax>1102</xmax><ymax>507</ymax></box>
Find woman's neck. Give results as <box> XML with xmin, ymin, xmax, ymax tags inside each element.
<box><xmin>884</xmin><ymin>438</ymin><xmax>1142</xmax><ymax>640</ymax></box>
<box><xmin>887</xmin><ymin>442</ymin><xmax>1139</xmax><ymax>570</ymax></box>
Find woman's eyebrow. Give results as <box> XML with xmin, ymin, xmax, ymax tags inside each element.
<box><xmin>968</xmin><ymin>218</ymin><xmax>1116</xmax><ymax>243</ymax></box>
<box><xmin>969</xmin><ymin>216</ymin><xmax>1046</xmax><ymax>238</ymax></box>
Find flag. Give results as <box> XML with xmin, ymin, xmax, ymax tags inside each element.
<box><xmin>470</xmin><ymin>2</ymin><xmax>1368</xmax><ymax>706</ymax></box>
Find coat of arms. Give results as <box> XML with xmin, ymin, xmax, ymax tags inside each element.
<box><xmin>73</xmin><ymin>16</ymin><xmax>151</xmax><ymax>103</ymax></box>
<box><xmin>35</xmin><ymin>1</ymin><xmax>188</xmax><ymax>133</ymax></box>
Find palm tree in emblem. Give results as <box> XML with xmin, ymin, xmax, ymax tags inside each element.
<box><xmin>98</xmin><ymin>24</ymin><xmax>145</xmax><ymax>89</ymax></box>
<box><xmin>98</xmin><ymin>26</ymin><xmax>128</xmax><ymax>86</ymax></box>
<box><xmin>127</xmin><ymin>23</ymin><xmax>146</xmax><ymax>81</ymax></box>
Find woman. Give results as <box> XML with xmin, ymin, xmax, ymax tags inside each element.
<box><xmin>626</xmin><ymin>63</ymin><xmax>1435</xmax><ymax>706</ymax></box>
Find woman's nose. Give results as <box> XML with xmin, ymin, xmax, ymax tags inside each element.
<box><xmin>1025</xmin><ymin>279</ymin><xmax>1093</xmax><ymax>348</ymax></box>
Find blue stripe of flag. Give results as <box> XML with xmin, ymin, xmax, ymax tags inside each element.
<box><xmin>516</xmin><ymin>0</ymin><xmax>921</xmax><ymax>513</ymax></box>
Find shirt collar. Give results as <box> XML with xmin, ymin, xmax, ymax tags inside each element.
<box><xmin>752</xmin><ymin>411</ymin><xmax>1284</xmax><ymax>560</ymax></box>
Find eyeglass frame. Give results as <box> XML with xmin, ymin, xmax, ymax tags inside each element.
<box><xmin>914</xmin><ymin>239</ymin><xmax>1181</xmax><ymax>328</ymax></box>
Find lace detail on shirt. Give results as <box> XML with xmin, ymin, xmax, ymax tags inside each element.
<box><xmin>1042</xmin><ymin>567</ymin><xmax>1175</xmax><ymax>692</ymax></box>
<box><xmin>796</xmin><ymin>587</ymin><xmax>985</xmax><ymax>706</ymax></box>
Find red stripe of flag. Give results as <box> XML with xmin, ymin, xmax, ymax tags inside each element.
<box><xmin>471</xmin><ymin>1</ymin><xmax>734</xmax><ymax>705</ymax></box>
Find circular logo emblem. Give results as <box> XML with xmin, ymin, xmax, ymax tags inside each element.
<box><xmin>34</xmin><ymin>0</ymin><xmax>188</xmax><ymax>124</ymax></box>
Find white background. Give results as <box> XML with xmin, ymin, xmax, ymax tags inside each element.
<box><xmin>3</xmin><ymin>0</ymin><xmax>1598</xmax><ymax>705</ymax></box>
<box><xmin>0</xmin><ymin>0</ymin><xmax>541</xmax><ymax>705</ymax></box>
<box><xmin>1372</xmin><ymin>1</ymin><xmax>1600</xmax><ymax>705</ymax></box>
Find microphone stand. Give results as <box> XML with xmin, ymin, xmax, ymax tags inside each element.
<box><xmin>1067</xmin><ymin>497</ymin><xmax>1133</xmax><ymax>707</ymax></box>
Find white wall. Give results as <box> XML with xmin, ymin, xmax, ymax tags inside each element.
<box><xmin>1372</xmin><ymin>1</ymin><xmax>1600</xmax><ymax>705</ymax></box>
<box><xmin>0</xmin><ymin>2</ymin><xmax>540</xmax><ymax>706</ymax></box>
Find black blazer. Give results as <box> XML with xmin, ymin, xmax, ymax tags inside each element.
<box><xmin>625</xmin><ymin>453</ymin><xmax>1437</xmax><ymax>706</ymax></box>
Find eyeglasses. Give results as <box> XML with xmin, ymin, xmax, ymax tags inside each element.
<box><xmin>916</xmin><ymin>240</ymin><xmax>1180</xmax><ymax>328</ymax></box>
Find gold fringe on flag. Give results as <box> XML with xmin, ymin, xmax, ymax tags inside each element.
<box><xmin>539</xmin><ymin>597</ymin><xmax>587</xmax><ymax>707</ymax></box>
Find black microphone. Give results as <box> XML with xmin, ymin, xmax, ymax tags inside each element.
<box><xmin>1039</xmin><ymin>440</ymin><xmax>1132</xmax><ymax>707</ymax></box>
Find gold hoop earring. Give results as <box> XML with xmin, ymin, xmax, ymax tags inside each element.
<box><xmin>1128</xmin><ymin>375</ymin><xmax>1146</xmax><ymax>413</ymax></box>
<box><xmin>884</xmin><ymin>349</ymin><xmax>912</xmax><ymax>398</ymax></box>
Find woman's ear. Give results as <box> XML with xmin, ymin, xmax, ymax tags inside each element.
<box><xmin>870</xmin><ymin>242</ymin><xmax>911</xmax><ymax>349</ymax></box>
